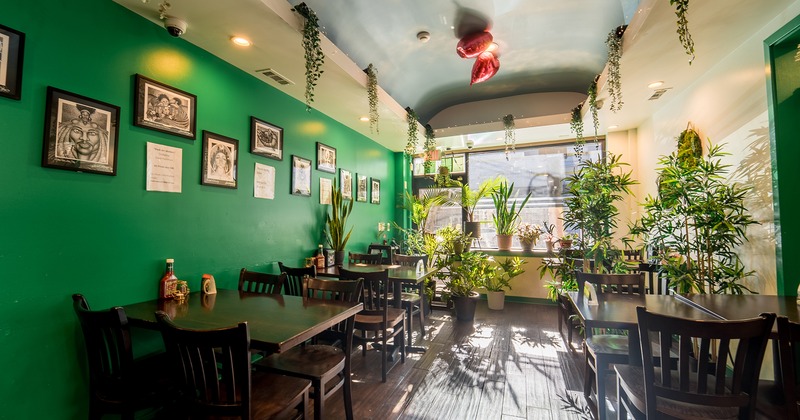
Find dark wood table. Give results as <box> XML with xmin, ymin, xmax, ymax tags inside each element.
<box><xmin>123</xmin><ymin>290</ymin><xmax>363</xmax><ymax>354</ymax></box>
<box><xmin>675</xmin><ymin>294</ymin><xmax>800</xmax><ymax>326</ymax></box>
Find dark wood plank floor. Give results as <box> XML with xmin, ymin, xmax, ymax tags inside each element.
<box><xmin>324</xmin><ymin>301</ymin><xmax>593</xmax><ymax>419</ymax></box>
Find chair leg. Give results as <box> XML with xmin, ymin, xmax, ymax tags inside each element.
<box><xmin>583</xmin><ymin>343</ymin><xmax>594</xmax><ymax>401</ymax></box>
<box><xmin>312</xmin><ymin>378</ymin><xmax>324</xmax><ymax>420</ymax></box>
<box><xmin>596</xmin><ymin>361</ymin><xmax>607</xmax><ymax>420</ymax></box>
<box><xmin>406</xmin><ymin>305</ymin><xmax>414</xmax><ymax>348</ymax></box>
<box><xmin>417</xmin><ymin>302</ymin><xmax>426</xmax><ymax>338</ymax></box>
<box><xmin>381</xmin><ymin>333</ymin><xmax>388</xmax><ymax>383</ymax></box>
<box><xmin>399</xmin><ymin>320</ymin><xmax>406</xmax><ymax>364</ymax></box>
<box><xmin>343</xmin><ymin>369</ymin><xmax>353</xmax><ymax>420</ymax></box>
<box><xmin>616</xmin><ymin>375</ymin><xmax>627</xmax><ymax>420</ymax></box>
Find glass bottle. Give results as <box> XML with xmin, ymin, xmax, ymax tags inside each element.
<box><xmin>316</xmin><ymin>244</ymin><xmax>326</xmax><ymax>269</ymax></box>
<box><xmin>159</xmin><ymin>258</ymin><xmax>178</xmax><ymax>299</ymax></box>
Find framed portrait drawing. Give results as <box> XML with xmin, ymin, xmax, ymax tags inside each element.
<box><xmin>133</xmin><ymin>74</ymin><xmax>197</xmax><ymax>139</ymax></box>
<box><xmin>41</xmin><ymin>87</ymin><xmax>120</xmax><ymax>176</ymax></box>
<box><xmin>250</xmin><ymin>116</ymin><xmax>283</xmax><ymax>160</ymax></box>
<box><xmin>356</xmin><ymin>174</ymin><xmax>368</xmax><ymax>202</ymax></box>
<box><xmin>0</xmin><ymin>24</ymin><xmax>25</xmax><ymax>100</ymax></box>
<box><xmin>320</xmin><ymin>177</ymin><xmax>332</xmax><ymax>205</ymax></box>
<box><xmin>371</xmin><ymin>178</ymin><xmax>381</xmax><ymax>204</ymax></box>
<box><xmin>340</xmin><ymin>169</ymin><xmax>353</xmax><ymax>200</ymax></box>
<box><xmin>316</xmin><ymin>142</ymin><xmax>336</xmax><ymax>173</ymax></box>
<box><xmin>201</xmin><ymin>130</ymin><xmax>238</xmax><ymax>189</ymax></box>
<box><xmin>291</xmin><ymin>155</ymin><xmax>312</xmax><ymax>196</ymax></box>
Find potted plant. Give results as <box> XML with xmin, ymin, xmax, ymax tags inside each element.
<box><xmin>458</xmin><ymin>176</ymin><xmax>503</xmax><ymax>240</ymax></box>
<box><xmin>483</xmin><ymin>256</ymin><xmax>526</xmax><ymax>310</ymax></box>
<box><xmin>435</xmin><ymin>251</ymin><xmax>491</xmax><ymax>322</ymax></box>
<box><xmin>558</xmin><ymin>233</ymin><xmax>578</xmax><ymax>250</ymax></box>
<box><xmin>491</xmin><ymin>181</ymin><xmax>531</xmax><ymax>251</ymax></box>
<box><xmin>517</xmin><ymin>223</ymin><xmax>541</xmax><ymax>252</ymax></box>
<box><xmin>325</xmin><ymin>182</ymin><xmax>354</xmax><ymax>265</ymax></box>
<box><xmin>541</xmin><ymin>221</ymin><xmax>557</xmax><ymax>253</ymax></box>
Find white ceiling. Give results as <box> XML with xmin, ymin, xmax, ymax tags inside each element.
<box><xmin>113</xmin><ymin>0</ymin><xmax>793</xmax><ymax>152</ymax></box>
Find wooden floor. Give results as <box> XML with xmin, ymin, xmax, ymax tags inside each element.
<box><xmin>324</xmin><ymin>301</ymin><xmax>593</xmax><ymax>420</ymax></box>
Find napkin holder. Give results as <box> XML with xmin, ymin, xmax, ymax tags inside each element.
<box><xmin>585</xmin><ymin>283</ymin><xmax>599</xmax><ymax>306</ymax></box>
<box><xmin>416</xmin><ymin>259</ymin><xmax>425</xmax><ymax>277</ymax></box>
<box><xmin>201</xmin><ymin>274</ymin><xmax>217</xmax><ymax>295</ymax></box>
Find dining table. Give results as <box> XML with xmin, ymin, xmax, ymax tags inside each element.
<box><xmin>123</xmin><ymin>290</ymin><xmax>363</xmax><ymax>354</ymax></box>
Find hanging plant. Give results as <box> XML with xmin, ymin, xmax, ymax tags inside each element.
<box><xmin>670</xmin><ymin>0</ymin><xmax>695</xmax><ymax>65</ymax></box>
<box><xmin>605</xmin><ymin>25</ymin><xmax>625</xmax><ymax>113</ymax></box>
<box><xmin>404</xmin><ymin>107</ymin><xmax>419</xmax><ymax>156</ymax></box>
<box><xmin>570</xmin><ymin>104</ymin><xmax>585</xmax><ymax>161</ymax></box>
<box><xmin>676</xmin><ymin>125</ymin><xmax>702</xmax><ymax>169</ymax></box>
<box><xmin>587</xmin><ymin>78</ymin><xmax>600</xmax><ymax>140</ymax></box>
<box><xmin>365</xmin><ymin>64</ymin><xmax>379</xmax><ymax>134</ymax></box>
<box><xmin>292</xmin><ymin>3</ymin><xmax>325</xmax><ymax>112</ymax></box>
<box><xmin>502</xmin><ymin>114</ymin><xmax>516</xmax><ymax>160</ymax></box>
<box><xmin>423</xmin><ymin>124</ymin><xmax>437</xmax><ymax>173</ymax></box>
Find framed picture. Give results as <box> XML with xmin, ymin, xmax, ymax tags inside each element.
<box><xmin>340</xmin><ymin>169</ymin><xmax>353</xmax><ymax>200</ymax></box>
<box><xmin>356</xmin><ymin>174</ymin><xmax>368</xmax><ymax>202</ymax></box>
<box><xmin>201</xmin><ymin>130</ymin><xmax>238</xmax><ymax>189</ymax></box>
<box><xmin>371</xmin><ymin>178</ymin><xmax>381</xmax><ymax>204</ymax></box>
<box><xmin>41</xmin><ymin>87</ymin><xmax>120</xmax><ymax>176</ymax></box>
<box><xmin>291</xmin><ymin>155</ymin><xmax>312</xmax><ymax>196</ymax></box>
<box><xmin>0</xmin><ymin>24</ymin><xmax>25</xmax><ymax>100</ymax></box>
<box><xmin>320</xmin><ymin>177</ymin><xmax>332</xmax><ymax>204</ymax></box>
<box><xmin>316</xmin><ymin>142</ymin><xmax>336</xmax><ymax>173</ymax></box>
<box><xmin>133</xmin><ymin>74</ymin><xmax>197</xmax><ymax>139</ymax></box>
<box><xmin>250</xmin><ymin>116</ymin><xmax>283</xmax><ymax>160</ymax></box>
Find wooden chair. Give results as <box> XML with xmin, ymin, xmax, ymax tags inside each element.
<box><xmin>258</xmin><ymin>277</ymin><xmax>362</xmax><ymax>420</ymax></box>
<box><xmin>367</xmin><ymin>243</ymin><xmax>394</xmax><ymax>264</ymax></box>
<box><xmin>155</xmin><ymin>311</ymin><xmax>311</xmax><ymax>419</ymax></box>
<box><xmin>576</xmin><ymin>271</ymin><xmax>645</xmax><ymax>420</ymax></box>
<box><xmin>616</xmin><ymin>307</ymin><xmax>775</xmax><ymax>420</ymax></box>
<box><xmin>239</xmin><ymin>268</ymin><xmax>286</xmax><ymax>294</ymax></box>
<box><xmin>757</xmin><ymin>316</ymin><xmax>800</xmax><ymax>419</ymax></box>
<box><xmin>71</xmin><ymin>294</ymin><xmax>172</xmax><ymax>420</ymax></box>
<box><xmin>339</xmin><ymin>266</ymin><xmax>406</xmax><ymax>382</ymax></box>
<box><xmin>348</xmin><ymin>252</ymin><xmax>382</xmax><ymax>265</ymax></box>
<box><xmin>393</xmin><ymin>253</ymin><xmax>428</xmax><ymax>342</ymax></box>
<box><xmin>278</xmin><ymin>262</ymin><xmax>317</xmax><ymax>296</ymax></box>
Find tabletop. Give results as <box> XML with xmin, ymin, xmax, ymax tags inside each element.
<box><xmin>123</xmin><ymin>290</ymin><xmax>363</xmax><ymax>353</ymax></box>
<box><xmin>318</xmin><ymin>263</ymin><xmax>435</xmax><ymax>284</ymax></box>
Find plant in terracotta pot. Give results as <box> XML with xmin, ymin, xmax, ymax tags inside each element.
<box><xmin>517</xmin><ymin>223</ymin><xmax>541</xmax><ymax>252</ymax></box>
<box><xmin>457</xmin><ymin>176</ymin><xmax>503</xmax><ymax>240</ymax></box>
<box><xmin>541</xmin><ymin>221</ymin><xmax>557</xmax><ymax>253</ymax></box>
<box><xmin>483</xmin><ymin>256</ymin><xmax>526</xmax><ymax>310</ymax></box>
<box><xmin>491</xmin><ymin>181</ymin><xmax>531</xmax><ymax>250</ymax></box>
<box><xmin>558</xmin><ymin>233</ymin><xmax>578</xmax><ymax>250</ymax></box>
<box><xmin>325</xmin><ymin>182</ymin><xmax>353</xmax><ymax>265</ymax></box>
<box><xmin>435</xmin><ymin>251</ymin><xmax>490</xmax><ymax>322</ymax></box>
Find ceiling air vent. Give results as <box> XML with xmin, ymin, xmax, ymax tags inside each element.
<box><xmin>256</xmin><ymin>68</ymin><xmax>294</xmax><ymax>85</ymax></box>
<box><xmin>648</xmin><ymin>88</ymin><xmax>670</xmax><ymax>101</ymax></box>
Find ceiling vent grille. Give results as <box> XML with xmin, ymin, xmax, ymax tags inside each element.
<box><xmin>648</xmin><ymin>88</ymin><xmax>670</xmax><ymax>101</ymax></box>
<box><xmin>256</xmin><ymin>68</ymin><xmax>294</xmax><ymax>85</ymax></box>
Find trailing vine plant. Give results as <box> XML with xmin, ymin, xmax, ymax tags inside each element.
<box><xmin>292</xmin><ymin>3</ymin><xmax>324</xmax><ymax>112</ymax></box>
<box><xmin>365</xmin><ymin>64</ymin><xmax>379</xmax><ymax>134</ymax></box>
<box><xmin>587</xmin><ymin>78</ymin><xmax>600</xmax><ymax>140</ymax></box>
<box><xmin>404</xmin><ymin>107</ymin><xmax>419</xmax><ymax>156</ymax></box>
<box><xmin>570</xmin><ymin>104</ymin><xmax>585</xmax><ymax>161</ymax></box>
<box><xmin>502</xmin><ymin>114</ymin><xmax>516</xmax><ymax>160</ymax></box>
<box><xmin>605</xmin><ymin>25</ymin><xmax>625</xmax><ymax>112</ymax></box>
<box><xmin>670</xmin><ymin>0</ymin><xmax>695</xmax><ymax>64</ymax></box>
<box><xmin>423</xmin><ymin>124</ymin><xmax>436</xmax><ymax>173</ymax></box>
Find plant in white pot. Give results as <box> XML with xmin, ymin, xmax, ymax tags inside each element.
<box><xmin>491</xmin><ymin>181</ymin><xmax>531</xmax><ymax>251</ymax></box>
<box><xmin>483</xmin><ymin>257</ymin><xmax>527</xmax><ymax>310</ymax></box>
<box><xmin>517</xmin><ymin>223</ymin><xmax>542</xmax><ymax>252</ymax></box>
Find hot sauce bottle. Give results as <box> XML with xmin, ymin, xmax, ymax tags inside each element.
<box><xmin>158</xmin><ymin>258</ymin><xmax>178</xmax><ymax>299</ymax></box>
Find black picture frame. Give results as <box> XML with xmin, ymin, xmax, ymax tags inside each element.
<box><xmin>250</xmin><ymin>116</ymin><xmax>283</xmax><ymax>160</ymax></box>
<box><xmin>201</xmin><ymin>130</ymin><xmax>238</xmax><ymax>189</ymax></box>
<box><xmin>133</xmin><ymin>74</ymin><xmax>197</xmax><ymax>140</ymax></box>
<box><xmin>316</xmin><ymin>142</ymin><xmax>336</xmax><ymax>173</ymax></box>
<box><xmin>291</xmin><ymin>155</ymin><xmax>312</xmax><ymax>196</ymax></box>
<box><xmin>356</xmin><ymin>174</ymin><xmax>368</xmax><ymax>202</ymax></box>
<box><xmin>340</xmin><ymin>168</ymin><xmax>353</xmax><ymax>200</ymax></box>
<box><xmin>41</xmin><ymin>87</ymin><xmax>120</xmax><ymax>176</ymax></box>
<box><xmin>0</xmin><ymin>24</ymin><xmax>25</xmax><ymax>100</ymax></box>
<box><xmin>371</xmin><ymin>178</ymin><xmax>381</xmax><ymax>204</ymax></box>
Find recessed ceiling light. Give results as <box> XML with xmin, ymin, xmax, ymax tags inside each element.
<box><xmin>231</xmin><ymin>36</ymin><xmax>252</xmax><ymax>47</ymax></box>
<box><xmin>647</xmin><ymin>81</ymin><xmax>664</xmax><ymax>89</ymax></box>
<box><xmin>608</xmin><ymin>125</ymin><xmax>619</xmax><ymax>130</ymax></box>
<box><xmin>359</xmin><ymin>116</ymin><xmax>370</xmax><ymax>122</ymax></box>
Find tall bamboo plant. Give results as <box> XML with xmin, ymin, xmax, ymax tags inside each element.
<box><xmin>491</xmin><ymin>181</ymin><xmax>531</xmax><ymax>236</ymax></box>
<box><xmin>326</xmin><ymin>183</ymin><xmax>354</xmax><ymax>252</ymax></box>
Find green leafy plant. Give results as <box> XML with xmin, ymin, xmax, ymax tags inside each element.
<box><xmin>605</xmin><ymin>25</ymin><xmax>626</xmax><ymax>112</ymax></box>
<box><xmin>676</xmin><ymin>126</ymin><xmax>702</xmax><ymax>168</ymax></box>
<box><xmin>404</xmin><ymin>107</ymin><xmax>419</xmax><ymax>156</ymax></box>
<box><xmin>670</xmin><ymin>0</ymin><xmax>695</xmax><ymax>65</ymax></box>
<box><xmin>491</xmin><ymin>181</ymin><xmax>532</xmax><ymax>236</ymax></box>
<box><xmin>292</xmin><ymin>3</ymin><xmax>325</xmax><ymax>112</ymax></box>
<box><xmin>365</xmin><ymin>63</ymin><xmax>379</xmax><ymax>134</ymax></box>
<box><xmin>423</xmin><ymin>124</ymin><xmax>436</xmax><ymax>173</ymax></box>
<box><xmin>483</xmin><ymin>257</ymin><xmax>527</xmax><ymax>292</ymax></box>
<box><xmin>436</xmin><ymin>251</ymin><xmax>493</xmax><ymax>298</ymax></box>
<box><xmin>502</xmin><ymin>114</ymin><xmax>515</xmax><ymax>160</ymax></box>
<box><xmin>517</xmin><ymin>223</ymin><xmax>542</xmax><ymax>244</ymax></box>
<box><xmin>395</xmin><ymin>190</ymin><xmax>450</xmax><ymax>255</ymax></box>
<box><xmin>325</xmin><ymin>182</ymin><xmax>354</xmax><ymax>251</ymax></box>
<box><xmin>540</xmin><ymin>248</ymin><xmax>579</xmax><ymax>302</ymax></box>
<box><xmin>570</xmin><ymin>104</ymin><xmax>585</xmax><ymax>160</ymax></box>
<box><xmin>587</xmin><ymin>77</ymin><xmax>600</xmax><ymax>139</ymax></box>
<box><xmin>459</xmin><ymin>176</ymin><xmax>503</xmax><ymax>223</ymax></box>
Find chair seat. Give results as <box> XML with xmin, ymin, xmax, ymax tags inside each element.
<box><xmin>258</xmin><ymin>345</ymin><xmax>346</xmax><ymax>380</ymax></box>
<box><xmin>756</xmin><ymin>379</ymin><xmax>793</xmax><ymax>419</ymax></box>
<box><xmin>251</xmin><ymin>371</ymin><xmax>312</xmax><ymax>419</ymax></box>
<box><xmin>616</xmin><ymin>365</ymin><xmax>740</xmax><ymax>420</ymax></box>
<box><xmin>95</xmin><ymin>352</ymin><xmax>172</xmax><ymax>407</ymax></box>
<box><xmin>355</xmin><ymin>308</ymin><xmax>406</xmax><ymax>329</ymax></box>
<box><xmin>585</xmin><ymin>334</ymin><xmax>630</xmax><ymax>357</ymax></box>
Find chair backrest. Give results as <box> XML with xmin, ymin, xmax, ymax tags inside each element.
<box><xmin>776</xmin><ymin>316</ymin><xmax>800</xmax><ymax>419</ymax></box>
<box><xmin>367</xmin><ymin>244</ymin><xmax>394</xmax><ymax>264</ymax></box>
<box><xmin>636</xmin><ymin>306</ymin><xmax>775</xmax><ymax>419</ymax></box>
<box><xmin>238</xmin><ymin>269</ymin><xmax>286</xmax><ymax>294</ymax></box>
<box><xmin>72</xmin><ymin>294</ymin><xmax>136</xmax><ymax>399</ymax></box>
<box><xmin>575</xmin><ymin>271</ymin><xmax>645</xmax><ymax>302</ymax></box>
<box><xmin>624</xmin><ymin>249</ymin><xmax>643</xmax><ymax>262</ymax></box>
<box><xmin>278</xmin><ymin>262</ymin><xmax>316</xmax><ymax>296</ymax></box>
<box><xmin>338</xmin><ymin>266</ymin><xmax>390</xmax><ymax>315</ymax></box>
<box><xmin>394</xmin><ymin>253</ymin><xmax>428</xmax><ymax>268</ymax></box>
<box><xmin>348</xmin><ymin>252</ymin><xmax>382</xmax><ymax>265</ymax></box>
<box><xmin>156</xmin><ymin>311</ymin><xmax>253</xmax><ymax>419</ymax></box>
<box><xmin>302</xmin><ymin>277</ymin><xmax>363</xmax><ymax>347</ymax></box>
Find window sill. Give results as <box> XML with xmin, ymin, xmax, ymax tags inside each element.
<box><xmin>480</xmin><ymin>249</ymin><xmax>553</xmax><ymax>258</ymax></box>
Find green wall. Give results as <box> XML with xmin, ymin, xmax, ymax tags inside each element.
<box><xmin>0</xmin><ymin>0</ymin><xmax>400</xmax><ymax>417</ymax></box>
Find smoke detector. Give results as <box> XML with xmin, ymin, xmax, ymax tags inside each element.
<box><xmin>417</xmin><ymin>31</ymin><xmax>431</xmax><ymax>43</ymax></box>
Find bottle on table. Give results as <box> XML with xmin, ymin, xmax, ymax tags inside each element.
<box><xmin>159</xmin><ymin>258</ymin><xmax>178</xmax><ymax>300</ymax></box>
<box><xmin>316</xmin><ymin>244</ymin><xmax>326</xmax><ymax>270</ymax></box>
